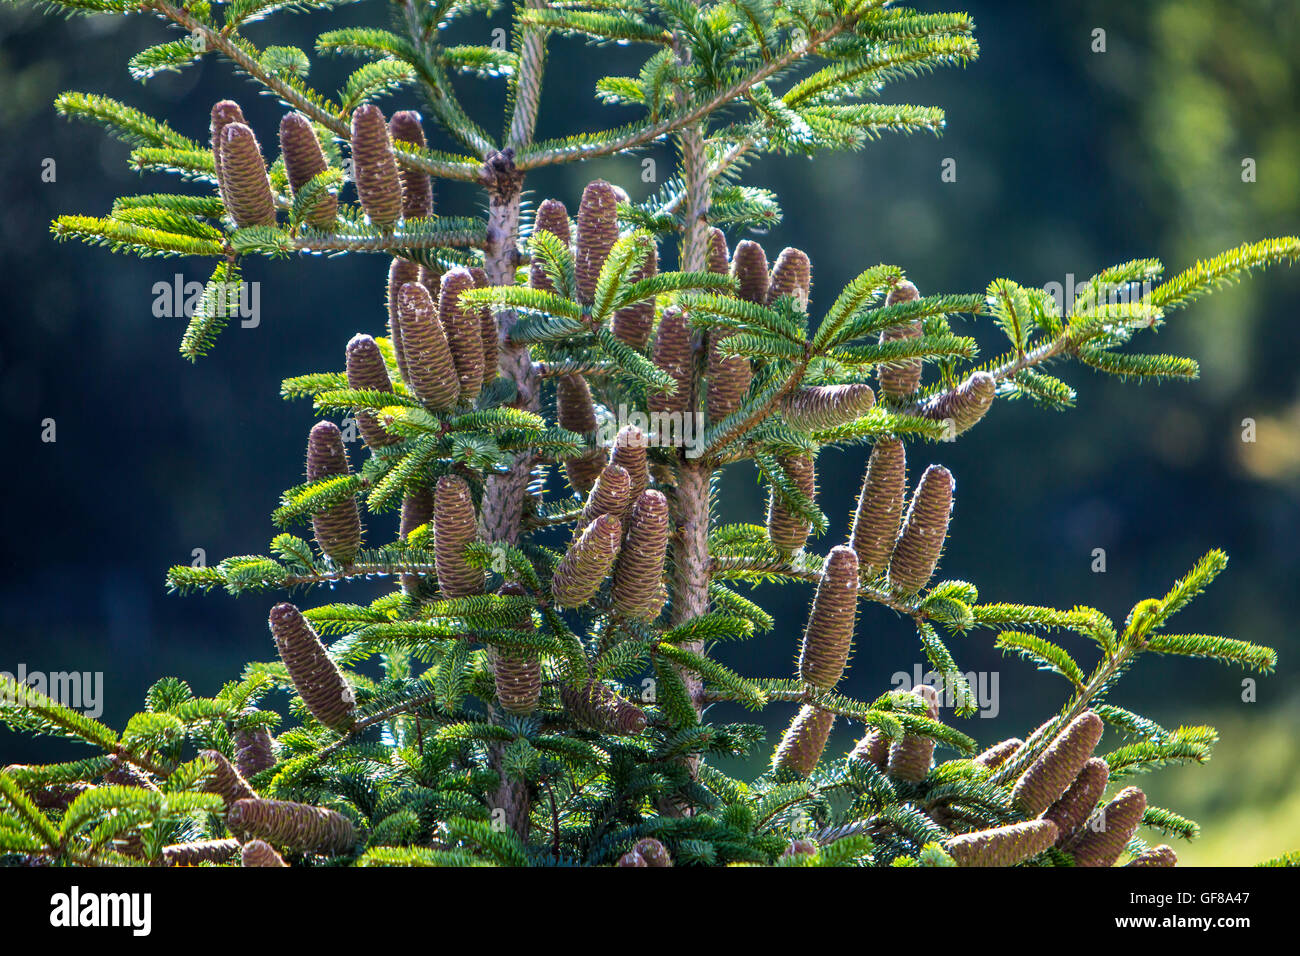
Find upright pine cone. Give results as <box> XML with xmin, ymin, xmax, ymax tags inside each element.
<box><xmin>648</xmin><ymin>306</ymin><xmax>692</xmax><ymax>418</ymax></box>
<box><xmin>773</xmin><ymin>705</ymin><xmax>835</xmax><ymax>777</ymax></box>
<box><xmin>848</xmin><ymin>729</ymin><xmax>889</xmax><ymax>769</ymax></box>
<box><xmin>609</xmin><ymin>490</ymin><xmax>669</xmax><ymax>620</ymax></box>
<box><xmin>612</xmin><ymin>243</ymin><xmax>658</xmax><ymax>349</ymax></box>
<box><xmin>781</xmin><ymin>384</ymin><xmax>875</xmax><ymax>431</ymax></box>
<box><xmin>707</xmin><ymin>239</ymin><xmax>765</xmax><ymax>422</ymax></box>
<box><xmin>944</xmin><ymin>819</ymin><xmax>1058</xmax><ymax>867</ymax></box>
<box><xmin>491</xmin><ymin>582</ymin><xmax>541</xmax><ymax>716</ymax></box>
<box><xmin>887</xmin><ymin>685</ymin><xmax>940</xmax><ymax>783</ymax></box>
<box><xmin>345</xmin><ymin>334</ymin><xmax>400</xmax><ymax>450</ymax></box>
<box><xmin>162</xmin><ymin>839</ymin><xmax>240</xmax><ymax>867</ymax></box>
<box><xmin>1070</xmin><ymin>787</ymin><xmax>1147</xmax><ymax>868</ymax></box>
<box><xmin>397</xmin><ymin>281</ymin><xmax>458</xmax><ymax>410</ymax></box>
<box><xmin>104</xmin><ymin>756</ymin><xmax>158</xmax><ymax>790</ymax></box>
<box><xmin>1044</xmin><ymin>756</ymin><xmax>1109</xmax><ymax>845</ymax></box>
<box><xmin>269</xmin><ymin>603</ymin><xmax>356</xmax><ymax>732</ymax></box>
<box><xmin>387</xmin><ymin>257</ymin><xmax>421</xmax><ymax>385</ymax></box>
<box><xmin>849</xmin><ymin>437</ymin><xmax>906</xmax><ymax>579</ymax></box>
<box><xmin>797</xmin><ymin>545</ymin><xmax>859</xmax><ymax>689</ymax></box>
<box><xmin>306</xmin><ymin>421</ymin><xmax>362</xmax><ymax>567</ymax></box>
<box><xmin>241</xmin><ymin>839</ymin><xmax>288</xmax><ymax>867</ymax></box>
<box><xmin>766</xmin><ymin>247</ymin><xmax>812</xmax><ymax>311</ymax></box>
<box><xmin>350</xmin><ymin>103</ymin><xmax>402</xmax><ymax>228</ymax></box>
<box><xmin>228</xmin><ymin>797</ymin><xmax>356</xmax><ymax>855</ymax></box>
<box><xmin>551</xmin><ymin>514</ymin><xmax>622</xmax><ymax>608</ymax></box>
<box><xmin>766</xmin><ymin>453</ymin><xmax>816</xmax><ymax>554</ymax></box>
<box><xmin>387</xmin><ymin>110</ymin><xmax>433</xmax><ymax>220</ymax></box>
<box><xmin>580</xmin><ymin>463</ymin><xmax>632</xmax><ymax>530</ymax></box>
<box><xmin>217</xmin><ymin>123</ymin><xmax>276</xmax><ymax>228</ymax></box>
<box><xmin>438</xmin><ymin>268</ymin><xmax>485</xmax><ymax>404</ymax></box>
<box><xmin>609</xmin><ymin>425</ymin><xmax>648</xmax><ymax>519</ymax></box>
<box><xmin>923</xmin><ymin>371</ymin><xmax>996</xmax><ymax>436</ymax></box>
<box><xmin>557</xmin><ymin>373</ymin><xmax>604</xmax><ymax>493</ymax></box>
<box><xmin>972</xmin><ymin>737</ymin><xmax>1022</xmax><ymax>771</ymax></box>
<box><xmin>1010</xmin><ymin>710</ymin><xmax>1105</xmax><ymax>816</ymax></box>
<box><xmin>561</xmin><ymin>679</ymin><xmax>647</xmax><ymax>734</ymax></box>
<box><xmin>400</xmin><ymin>483</ymin><xmax>434</xmax><ymax>538</ymax></box>
<box><xmin>529</xmin><ymin>198</ymin><xmax>570</xmax><ymax>293</ymax></box>
<box><xmin>469</xmin><ymin>266</ymin><xmax>498</xmax><ymax>384</ymax></box>
<box><xmin>1126</xmin><ymin>844</ymin><xmax>1177</xmax><ymax>867</ymax></box>
<box><xmin>209</xmin><ymin>100</ymin><xmax>246</xmax><ymax>210</ymax></box>
<box><xmin>731</xmin><ymin>239</ymin><xmax>770</xmax><ymax>304</ymax></box>
<box><xmin>706</xmin><ymin>227</ymin><xmax>729</xmax><ymax>275</ymax></box>
<box><xmin>877</xmin><ymin>280</ymin><xmax>923</xmax><ymax>399</ymax></box>
<box><xmin>233</xmin><ymin>725</ymin><xmax>276</xmax><ymax>779</ymax></box>
<box><xmin>278</xmin><ymin>112</ymin><xmax>337</xmax><ymax>228</ymax></box>
<box><xmin>888</xmin><ymin>464</ymin><xmax>953</xmax><ymax>595</ymax></box>
<box><xmin>433</xmin><ymin>475</ymin><xmax>484</xmax><ymax>598</ymax></box>
<box><xmin>198</xmin><ymin>749</ymin><xmax>255</xmax><ymax>806</ymax></box>
<box><xmin>575</xmin><ymin>180</ymin><xmax>620</xmax><ymax>307</ymax></box>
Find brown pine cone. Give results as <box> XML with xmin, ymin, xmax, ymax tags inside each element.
<box><xmin>797</xmin><ymin>545</ymin><xmax>859</xmax><ymax>689</ymax></box>
<box><xmin>228</xmin><ymin>798</ymin><xmax>356</xmax><ymax>855</ymax></box>
<box><xmin>849</xmin><ymin>437</ymin><xmax>906</xmax><ymax>579</ymax></box>
<box><xmin>306</xmin><ymin>420</ymin><xmax>363</xmax><ymax>567</ymax></box>
<box><xmin>269</xmin><ymin>603</ymin><xmax>356</xmax><ymax>732</ymax></box>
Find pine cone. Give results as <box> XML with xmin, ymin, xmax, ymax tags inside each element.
<box><xmin>609</xmin><ymin>490</ymin><xmax>669</xmax><ymax>621</ymax></box>
<box><xmin>608</xmin><ymin>425</ymin><xmax>648</xmax><ymax>520</ymax></box>
<box><xmin>345</xmin><ymin>334</ymin><xmax>400</xmax><ymax>450</ymax></box>
<box><xmin>781</xmin><ymin>384</ymin><xmax>875</xmax><ymax>431</ymax></box>
<box><xmin>797</xmin><ymin>545</ymin><xmax>859</xmax><ymax>689</ymax></box>
<box><xmin>561</xmin><ymin>679</ymin><xmax>647</xmax><ymax>734</ymax></box>
<box><xmin>575</xmin><ymin>180</ymin><xmax>620</xmax><ymax>307</ymax></box>
<box><xmin>241</xmin><ymin>838</ymin><xmax>288</xmax><ymax>867</ymax></box>
<box><xmin>648</xmin><ymin>306</ymin><xmax>692</xmax><ymax>419</ymax></box>
<box><xmin>278</xmin><ymin>112</ymin><xmax>337</xmax><ymax>228</ymax></box>
<box><xmin>387</xmin><ymin>257</ymin><xmax>421</xmax><ymax>385</ymax></box>
<box><xmin>397</xmin><ymin>281</ymin><xmax>459</xmax><ymax>410</ymax></box>
<box><xmin>766</xmin><ymin>247</ymin><xmax>812</xmax><ymax>311</ymax></box>
<box><xmin>706</xmin><ymin>227</ymin><xmax>729</xmax><ymax>275</ymax></box>
<box><xmin>162</xmin><ymin>838</ymin><xmax>240</xmax><ymax>867</ymax></box>
<box><xmin>228</xmin><ymin>797</ymin><xmax>356</xmax><ymax>855</ymax></box>
<box><xmin>103</xmin><ymin>756</ymin><xmax>158</xmax><ymax>790</ymax></box>
<box><xmin>766</xmin><ymin>453</ymin><xmax>816</xmax><ymax>554</ymax></box>
<box><xmin>233</xmin><ymin>724</ymin><xmax>276</xmax><ymax>779</ymax></box>
<box><xmin>772</xmin><ymin>704</ymin><xmax>835</xmax><ymax>777</ymax></box>
<box><xmin>922</xmin><ymin>371</ymin><xmax>996</xmax><ymax>436</ymax></box>
<box><xmin>731</xmin><ymin>239</ymin><xmax>769</xmax><ymax>304</ymax></box>
<box><xmin>217</xmin><ymin>123</ymin><xmax>275</xmax><ymax>228</ymax></box>
<box><xmin>848</xmin><ymin>729</ymin><xmax>889</xmax><ymax>769</ymax></box>
<box><xmin>1070</xmin><ymin>786</ymin><xmax>1147</xmax><ymax>868</ymax></box>
<box><xmin>350</xmin><ymin>103</ymin><xmax>402</xmax><ymax>228</ymax></box>
<box><xmin>433</xmin><ymin>475</ymin><xmax>484</xmax><ymax>598</ymax></box>
<box><xmin>491</xmin><ymin>582</ymin><xmax>541</xmax><ymax>716</ymax></box>
<box><xmin>438</xmin><ymin>268</ymin><xmax>484</xmax><ymax>404</ymax></box>
<box><xmin>557</xmin><ymin>373</ymin><xmax>604</xmax><ymax>493</ymax></box>
<box><xmin>945</xmin><ymin>819</ymin><xmax>1058</xmax><ymax>867</ymax></box>
<box><xmin>888</xmin><ymin>463</ymin><xmax>953</xmax><ymax>596</ymax></box>
<box><xmin>579</xmin><ymin>463</ymin><xmax>632</xmax><ymax>530</ymax></box>
<box><xmin>972</xmin><ymin>737</ymin><xmax>1022</xmax><ymax>771</ymax></box>
<box><xmin>877</xmin><ymin>280</ymin><xmax>923</xmax><ymax>399</ymax></box>
<box><xmin>529</xmin><ymin>199</ymin><xmax>571</xmax><ymax>293</ymax></box>
<box><xmin>612</xmin><ymin>243</ymin><xmax>658</xmax><ymax>349</ymax></box>
<box><xmin>1044</xmin><ymin>756</ymin><xmax>1109</xmax><ymax>846</ymax></box>
<box><xmin>849</xmin><ymin>437</ymin><xmax>906</xmax><ymax>579</ymax></box>
<box><xmin>209</xmin><ymin>100</ymin><xmax>246</xmax><ymax>213</ymax></box>
<box><xmin>269</xmin><ymin>602</ymin><xmax>356</xmax><ymax>732</ymax></box>
<box><xmin>1010</xmin><ymin>711</ymin><xmax>1105</xmax><ymax>816</ymax></box>
<box><xmin>887</xmin><ymin>685</ymin><xmax>940</xmax><ymax>783</ymax></box>
<box><xmin>306</xmin><ymin>421</ymin><xmax>362</xmax><ymax>567</ymax></box>
<box><xmin>1126</xmin><ymin>844</ymin><xmax>1177</xmax><ymax>867</ymax></box>
<box><xmin>782</xmin><ymin>838</ymin><xmax>817</xmax><ymax>859</ymax></box>
<box><xmin>469</xmin><ymin>266</ymin><xmax>498</xmax><ymax>384</ymax></box>
<box><xmin>617</xmin><ymin>849</ymin><xmax>648</xmax><ymax>867</ymax></box>
<box><xmin>552</xmin><ymin>514</ymin><xmax>622</xmax><ymax>608</ymax></box>
<box><xmin>400</xmin><ymin>483</ymin><xmax>434</xmax><ymax>538</ymax></box>
<box><xmin>198</xmin><ymin>749</ymin><xmax>255</xmax><ymax>806</ymax></box>
<box><xmin>387</xmin><ymin>110</ymin><xmax>433</xmax><ymax>220</ymax></box>
<box><xmin>634</xmin><ymin>837</ymin><xmax>673</xmax><ymax>867</ymax></box>
<box><xmin>706</xmin><ymin>240</ymin><xmax>764</xmax><ymax>422</ymax></box>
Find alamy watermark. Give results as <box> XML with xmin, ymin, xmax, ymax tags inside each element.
<box><xmin>152</xmin><ymin>273</ymin><xmax>260</xmax><ymax>328</ymax></box>
<box><xmin>598</xmin><ymin>403</ymin><xmax>706</xmax><ymax>459</ymax></box>
<box><xmin>1042</xmin><ymin>273</ymin><xmax>1155</xmax><ymax>322</ymax></box>
<box><xmin>1</xmin><ymin>664</ymin><xmax>104</xmax><ymax>719</ymax></box>
<box><xmin>891</xmin><ymin>664</ymin><xmax>1000</xmax><ymax>718</ymax></box>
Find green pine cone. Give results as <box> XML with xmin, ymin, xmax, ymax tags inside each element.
<box><xmin>888</xmin><ymin>463</ymin><xmax>953</xmax><ymax>596</ymax></box>
<box><xmin>772</xmin><ymin>705</ymin><xmax>835</xmax><ymax>777</ymax></box>
<box><xmin>388</xmin><ymin>109</ymin><xmax>434</xmax><ymax>220</ymax></box>
<box><xmin>278</xmin><ymin>112</ymin><xmax>337</xmax><ymax>228</ymax></box>
<box><xmin>877</xmin><ymin>280</ymin><xmax>923</xmax><ymax>399</ymax></box>
<box><xmin>306</xmin><ymin>420</ymin><xmax>362</xmax><ymax>567</ymax></box>
<box><xmin>561</xmin><ymin>678</ymin><xmax>647</xmax><ymax>735</ymax></box>
<box><xmin>1043</xmin><ymin>756</ymin><xmax>1109</xmax><ymax>846</ymax></box>
<box><xmin>849</xmin><ymin>437</ymin><xmax>906</xmax><ymax>579</ymax></box>
<box><xmin>575</xmin><ymin>180</ymin><xmax>620</xmax><ymax>307</ymax></box>
<box><xmin>766</xmin><ymin>453</ymin><xmax>816</xmax><ymax>554</ymax></box>
<box><xmin>552</xmin><ymin>513</ymin><xmax>623</xmax><ymax>608</ymax></box>
<box><xmin>610</xmin><ymin>490</ymin><xmax>669</xmax><ymax>621</ymax></box>
<box><xmin>1010</xmin><ymin>710</ymin><xmax>1105</xmax><ymax>816</ymax></box>
<box><xmin>529</xmin><ymin>198</ymin><xmax>571</xmax><ymax>293</ymax></box>
<box><xmin>437</xmin><ymin>267</ymin><xmax>484</xmax><ymax>404</ymax></box>
<box><xmin>797</xmin><ymin>545</ymin><xmax>860</xmax><ymax>689</ymax></box>
<box><xmin>228</xmin><ymin>797</ymin><xmax>356</xmax><ymax>855</ymax></box>
<box><xmin>397</xmin><ymin>281</ymin><xmax>459</xmax><ymax>410</ymax></box>
<box><xmin>781</xmin><ymin>384</ymin><xmax>876</xmax><ymax>431</ymax></box>
<box><xmin>345</xmin><ymin>333</ymin><xmax>399</xmax><ymax>450</ymax></box>
<box><xmin>434</xmin><ymin>475</ymin><xmax>484</xmax><ymax>599</ymax></box>
<box><xmin>198</xmin><ymin>749</ymin><xmax>255</xmax><ymax>806</ymax></box>
<box><xmin>350</xmin><ymin>103</ymin><xmax>402</xmax><ymax>228</ymax></box>
<box><xmin>241</xmin><ymin>839</ymin><xmax>288</xmax><ymax>867</ymax></box>
<box><xmin>217</xmin><ymin>123</ymin><xmax>276</xmax><ymax>228</ymax></box>
<box><xmin>1070</xmin><ymin>786</ymin><xmax>1147</xmax><ymax>868</ymax></box>
<box><xmin>887</xmin><ymin>685</ymin><xmax>940</xmax><ymax>783</ymax></box>
<box><xmin>269</xmin><ymin>602</ymin><xmax>356</xmax><ymax>732</ymax></box>
<box><xmin>945</xmin><ymin>819</ymin><xmax>1058</xmax><ymax>867</ymax></box>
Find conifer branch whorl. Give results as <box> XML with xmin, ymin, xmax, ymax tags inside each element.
<box><xmin>306</xmin><ymin>420</ymin><xmax>362</xmax><ymax>567</ymax></box>
<box><xmin>241</xmin><ymin>839</ymin><xmax>288</xmax><ymax>867</ymax></box>
<box><xmin>888</xmin><ymin>463</ymin><xmax>953</xmax><ymax>596</ymax></box>
<box><xmin>388</xmin><ymin>110</ymin><xmax>434</xmax><ymax>220</ymax></box>
<box><xmin>612</xmin><ymin>244</ymin><xmax>658</xmax><ymax>349</ymax></box>
<box><xmin>849</xmin><ymin>729</ymin><xmax>889</xmax><ymax>769</ymax></box>
<box><xmin>887</xmin><ymin>684</ymin><xmax>940</xmax><ymax>783</ymax></box>
<box><xmin>849</xmin><ymin>438</ymin><xmax>906</xmax><ymax>579</ymax></box>
<box><xmin>766</xmin><ymin>247</ymin><xmax>812</xmax><ymax>311</ymax></box>
<box><xmin>575</xmin><ymin>180</ymin><xmax>620</xmax><ymax>307</ymax></box>
<box><xmin>491</xmin><ymin>582</ymin><xmax>541</xmax><ymax>716</ymax></box>
<box><xmin>438</xmin><ymin>267</ymin><xmax>485</xmax><ymax>403</ymax></box>
<box><xmin>610</xmin><ymin>489</ymin><xmax>669</xmax><ymax>621</ymax></box>
<box><xmin>944</xmin><ymin>819</ymin><xmax>1058</xmax><ymax>867</ymax></box>
<box><xmin>552</xmin><ymin>514</ymin><xmax>622</xmax><ymax>608</ymax></box>
<box><xmin>648</xmin><ymin>305</ymin><xmax>692</xmax><ymax>418</ymax></box>
<box><xmin>228</xmin><ymin>797</ymin><xmax>356</xmax><ymax>855</ymax></box>
<box><xmin>877</xmin><ymin>280</ymin><xmax>923</xmax><ymax>399</ymax></box>
<box><xmin>706</xmin><ymin>226</ymin><xmax>729</xmax><ymax>275</ymax></box>
<box><xmin>278</xmin><ymin>112</ymin><xmax>337</xmax><ymax>227</ymax></box>
<box><xmin>561</xmin><ymin>679</ymin><xmax>647</xmax><ymax>734</ymax></box>
<box><xmin>781</xmin><ymin>384</ymin><xmax>875</xmax><ymax>431</ymax></box>
<box><xmin>162</xmin><ymin>838</ymin><xmax>241</xmax><ymax>867</ymax></box>
<box><xmin>1043</xmin><ymin>756</ymin><xmax>1108</xmax><ymax>845</ymax></box>
<box><xmin>773</xmin><ymin>704</ymin><xmax>835</xmax><ymax>777</ymax></box>
<box><xmin>350</xmin><ymin>103</ymin><xmax>402</xmax><ymax>228</ymax></box>
<box><xmin>397</xmin><ymin>281</ymin><xmax>458</xmax><ymax>410</ymax></box>
<box><xmin>233</xmin><ymin>725</ymin><xmax>276</xmax><ymax>780</ymax></box>
<box><xmin>217</xmin><ymin>123</ymin><xmax>276</xmax><ymax>228</ymax></box>
<box><xmin>1010</xmin><ymin>711</ymin><xmax>1105</xmax><ymax>816</ymax></box>
<box><xmin>609</xmin><ymin>425</ymin><xmax>648</xmax><ymax>519</ymax></box>
<box><xmin>346</xmin><ymin>333</ymin><xmax>399</xmax><ymax>450</ymax></box>
<box><xmin>198</xmin><ymin>749</ymin><xmax>255</xmax><ymax>806</ymax></box>
<box><xmin>529</xmin><ymin>198</ymin><xmax>570</xmax><ymax>293</ymax></box>
<box><xmin>972</xmin><ymin>737</ymin><xmax>1022</xmax><ymax>771</ymax></box>
<box><xmin>387</xmin><ymin>256</ymin><xmax>420</xmax><ymax>384</ymax></box>
<box><xmin>766</xmin><ymin>453</ymin><xmax>816</xmax><ymax>554</ymax></box>
<box><xmin>923</xmin><ymin>371</ymin><xmax>996</xmax><ymax>436</ymax></box>
<box><xmin>1070</xmin><ymin>786</ymin><xmax>1147</xmax><ymax>868</ymax></box>
<box><xmin>1126</xmin><ymin>844</ymin><xmax>1177</xmax><ymax>867</ymax></box>
<box><xmin>797</xmin><ymin>545</ymin><xmax>859</xmax><ymax>689</ymax></box>
<box><xmin>580</xmin><ymin>463</ymin><xmax>632</xmax><ymax>530</ymax></box>
<box><xmin>434</xmin><ymin>475</ymin><xmax>484</xmax><ymax>598</ymax></box>
<box><xmin>469</xmin><ymin>266</ymin><xmax>498</xmax><ymax>383</ymax></box>
<box><xmin>556</xmin><ymin>373</ymin><xmax>604</xmax><ymax>493</ymax></box>
<box><xmin>269</xmin><ymin>602</ymin><xmax>356</xmax><ymax>732</ymax></box>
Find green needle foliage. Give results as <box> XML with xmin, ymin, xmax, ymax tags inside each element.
<box><xmin>3</xmin><ymin>0</ymin><xmax>1296</xmax><ymax>868</ymax></box>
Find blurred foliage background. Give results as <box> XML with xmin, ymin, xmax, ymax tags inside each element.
<box><xmin>1</xmin><ymin>0</ymin><xmax>1296</xmax><ymax>864</ymax></box>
